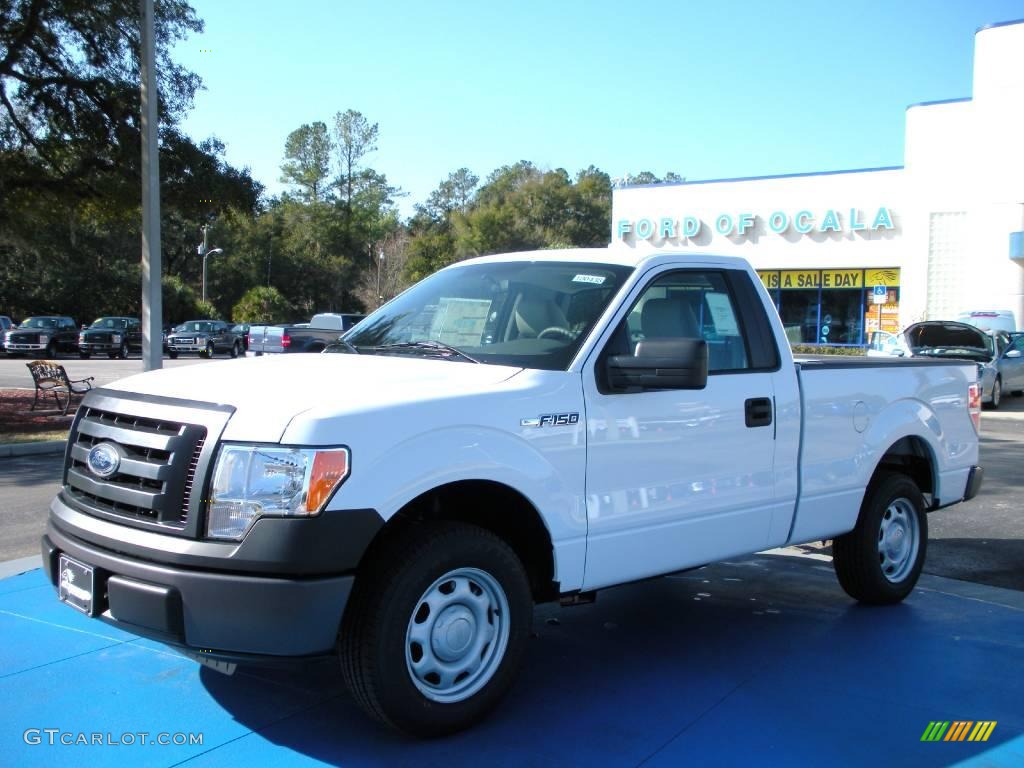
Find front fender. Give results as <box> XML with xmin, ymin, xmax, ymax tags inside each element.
<box><xmin>328</xmin><ymin>424</ymin><xmax>588</xmax><ymax>590</ymax></box>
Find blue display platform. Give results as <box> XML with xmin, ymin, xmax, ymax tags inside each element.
<box><xmin>2</xmin><ymin>553</ymin><xmax>1021</xmax><ymax>767</ymax></box>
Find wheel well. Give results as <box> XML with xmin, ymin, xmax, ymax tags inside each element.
<box><xmin>368</xmin><ymin>480</ymin><xmax>557</xmax><ymax>602</ymax></box>
<box><xmin>874</xmin><ymin>436</ymin><xmax>935</xmax><ymax>506</ymax></box>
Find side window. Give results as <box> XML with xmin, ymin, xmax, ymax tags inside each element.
<box><xmin>622</xmin><ymin>271</ymin><xmax>750</xmax><ymax>372</ymax></box>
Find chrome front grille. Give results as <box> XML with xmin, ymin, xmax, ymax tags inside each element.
<box><xmin>61</xmin><ymin>391</ymin><xmax>234</xmax><ymax>537</ymax></box>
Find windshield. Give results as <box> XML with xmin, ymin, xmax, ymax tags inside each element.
<box><xmin>20</xmin><ymin>317</ymin><xmax>58</xmax><ymax>329</ymax></box>
<box><xmin>90</xmin><ymin>317</ymin><xmax>128</xmax><ymax>329</ymax></box>
<box><xmin>342</xmin><ymin>261</ymin><xmax>633</xmax><ymax>370</ymax></box>
<box><xmin>906</xmin><ymin>324</ymin><xmax>993</xmax><ymax>362</ymax></box>
<box><xmin>178</xmin><ymin>321</ymin><xmax>214</xmax><ymax>333</ymax></box>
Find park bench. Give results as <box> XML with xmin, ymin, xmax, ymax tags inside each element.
<box><xmin>25</xmin><ymin>360</ymin><xmax>94</xmax><ymax>416</ymax></box>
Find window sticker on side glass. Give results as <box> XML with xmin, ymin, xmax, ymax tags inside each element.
<box><xmin>428</xmin><ymin>298</ymin><xmax>492</xmax><ymax>346</ymax></box>
<box><xmin>572</xmin><ymin>274</ymin><xmax>606</xmax><ymax>285</ymax></box>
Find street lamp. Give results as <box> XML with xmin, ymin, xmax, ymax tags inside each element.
<box><xmin>197</xmin><ymin>224</ymin><xmax>222</xmax><ymax>303</ymax></box>
<box><xmin>376</xmin><ymin>249</ymin><xmax>384</xmax><ymax>307</ymax></box>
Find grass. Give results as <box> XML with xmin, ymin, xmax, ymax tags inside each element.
<box><xmin>0</xmin><ymin>389</ymin><xmax>75</xmax><ymax>444</ymax></box>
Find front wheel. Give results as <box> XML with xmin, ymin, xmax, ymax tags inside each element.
<box><xmin>200</xmin><ymin>342</ymin><xmax>214</xmax><ymax>359</ymax></box>
<box><xmin>45</xmin><ymin>341</ymin><xmax>57</xmax><ymax>358</ymax></box>
<box><xmin>339</xmin><ymin>522</ymin><xmax>532</xmax><ymax>737</ymax></box>
<box><xmin>118</xmin><ymin>341</ymin><xmax>129</xmax><ymax>359</ymax></box>
<box><xmin>832</xmin><ymin>471</ymin><xmax>927</xmax><ymax>605</ymax></box>
<box><xmin>168</xmin><ymin>350</ymin><xmax>178</xmax><ymax>359</ymax></box>
<box><xmin>229</xmin><ymin>342</ymin><xmax>240</xmax><ymax>358</ymax></box>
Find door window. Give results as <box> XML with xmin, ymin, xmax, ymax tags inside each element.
<box><xmin>620</xmin><ymin>271</ymin><xmax>749</xmax><ymax>372</ymax></box>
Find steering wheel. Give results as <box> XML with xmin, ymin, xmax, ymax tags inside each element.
<box><xmin>537</xmin><ymin>326</ymin><xmax>574</xmax><ymax>341</ymax></box>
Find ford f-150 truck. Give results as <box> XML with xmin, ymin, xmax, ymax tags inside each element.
<box><xmin>42</xmin><ymin>249</ymin><xmax>983</xmax><ymax>737</ymax></box>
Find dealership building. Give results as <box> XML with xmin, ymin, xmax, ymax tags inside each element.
<box><xmin>611</xmin><ymin>19</ymin><xmax>1024</xmax><ymax>346</ymax></box>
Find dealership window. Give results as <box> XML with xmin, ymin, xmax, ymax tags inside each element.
<box><xmin>757</xmin><ymin>268</ymin><xmax>901</xmax><ymax>346</ymax></box>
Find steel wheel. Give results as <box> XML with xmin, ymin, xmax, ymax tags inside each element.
<box><xmin>405</xmin><ymin>567</ymin><xmax>510</xmax><ymax>704</ymax></box>
<box><xmin>877</xmin><ymin>497</ymin><xmax>920</xmax><ymax>583</ymax></box>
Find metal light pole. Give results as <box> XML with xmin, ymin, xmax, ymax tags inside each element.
<box><xmin>198</xmin><ymin>224</ymin><xmax>223</xmax><ymax>303</ymax></box>
<box><xmin>140</xmin><ymin>0</ymin><xmax>162</xmax><ymax>371</ymax></box>
<box><xmin>376</xmin><ymin>249</ymin><xmax>384</xmax><ymax>307</ymax></box>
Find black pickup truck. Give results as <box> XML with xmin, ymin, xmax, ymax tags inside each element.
<box><xmin>247</xmin><ymin>313</ymin><xmax>365</xmax><ymax>355</ymax></box>
<box><xmin>165</xmin><ymin>320</ymin><xmax>244</xmax><ymax>359</ymax></box>
<box><xmin>78</xmin><ymin>317</ymin><xmax>142</xmax><ymax>359</ymax></box>
<box><xmin>4</xmin><ymin>316</ymin><xmax>79</xmax><ymax>357</ymax></box>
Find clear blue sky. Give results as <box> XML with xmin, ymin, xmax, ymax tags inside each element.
<box><xmin>171</xmin><ymin>0</ymin><xmax>1024</xmax><ymax>217</ymax></box>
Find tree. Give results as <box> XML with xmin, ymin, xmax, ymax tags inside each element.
<box><xmin>280</xmin><ymin>122</ymin><xmax>332</xmax><ymax>202</ymax></box>
<box><xmin>232</xmin><ymin>286</ymin><xmax>293</xmax><ymax>323</ymax></box>
<box><xmin>0</xmin><ymin>0</ymin><xmax>203</xmax><ymax>201</ymax></box>
<box><xmin>332</xmin><ymin>109</ymin><xmax>378</xmax><ymax>207</ymax></box>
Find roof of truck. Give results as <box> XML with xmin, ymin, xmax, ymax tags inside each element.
<box><xmin>455</xmin><ymin>247</ymin><xmax>752</xmax><ymax>271</ymax></box>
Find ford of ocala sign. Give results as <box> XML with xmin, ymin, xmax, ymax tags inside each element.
<box><xmin>616</xmin><ymin>207</ymin><xmax>895</xmax><ymax>241</ymax></box>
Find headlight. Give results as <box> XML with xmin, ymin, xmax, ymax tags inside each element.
<box><xmin>196</xmin><ymin>335</ymin><xmax>208</xmax><ymax>343</ymax></box>
<box><xmin>111</xmin><ymin>334</ymin><xmax>122</xmax><ymax>343</ymax></box>
<box><xmin>206</xmin><ymin>444</ymin><xmax>350</xmax><ymax>540</ymax></box>
<box><xmin>78</xmin><ymin>334</ymin><xmax>86</xmax><ymax>343</ymax></box>
<box><xmin>39</xmin><ymin>334</ymin><xmax>49</xmax><ymax>343</ymax></box>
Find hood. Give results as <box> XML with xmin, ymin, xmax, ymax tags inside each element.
<box><xmin>104</xmin><ymin>353</ymin><xmax>523</xmax><ymax>441</ymax></box>
<box><xmin>901</xmin><ymin>321</ymin><xmax>993</xmax><ymax>362</ymax></box>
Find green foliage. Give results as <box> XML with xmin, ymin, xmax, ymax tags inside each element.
<box><xmin>162</xmin><ymin>275</ymin><xmax>201</xmax><ymax>323</ymax></box>
<box><xmin>232</xmin><ymin>286</ymin><xmax>293</xmax><ymax>323</ymax></box>
<box><xmin>280</xmin><ymin>122</ymin><xmax>333</xmax><ymax>202</ymax></box>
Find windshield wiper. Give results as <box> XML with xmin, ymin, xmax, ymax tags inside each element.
<box><xmin>324</xmin><ymin>337</ymin><xmax>360</xmax><ymax>354</ymax></box>
<box><xmin>370</xmin><ymin>341</ymin><xmax>480</xmax><ymax>364</ymax></box>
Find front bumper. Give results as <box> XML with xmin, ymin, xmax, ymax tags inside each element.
<box><xmin>43</xmin><ymin>527</ymin><xmax>354</xmax><ymax>658</ymax></box>
<box><xmin>5</xmin><ymin>342</ymin><xmax>47</xmax><ymax>352</ymax></box>
<box><xmin>42</xmin><ymin>494</ymin><xmax>383</xmax><ymax>658</ymax></box>
<box><xmin>79</xmin><ymin>343</ymin><xmax>119</xmax><ymax>353</ymax></box>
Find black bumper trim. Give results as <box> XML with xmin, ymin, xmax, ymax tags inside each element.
<box><xmin>963</xmin><ymin>465</ymin><xmax>984</xmax><ymax>502</ymax></box>
<box><xmin>43</xmin><ymin>529</ymin><xmax>354</xmax><ymax>657</ymax></box>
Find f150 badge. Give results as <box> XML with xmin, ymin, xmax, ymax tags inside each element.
<box><xmin>521</xmin><ymin>413</ymin><xmax>580</xmax><ymax>428</ymax></box>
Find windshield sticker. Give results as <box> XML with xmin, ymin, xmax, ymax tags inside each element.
<box><xmin>572</xmin><ymin>274</ymin><xmax>606</xmax><ymax>285</ymax></box>
<box><xmin>428</xmin><ymin>298</ymin><xmax>492</xmax><ymax>346</ymax></box>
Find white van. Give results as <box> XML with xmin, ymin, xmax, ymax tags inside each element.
<box><xmin>957</xmin><ymin>310</ymin><xmax>1017</xmax><ymax>333</ymax></box>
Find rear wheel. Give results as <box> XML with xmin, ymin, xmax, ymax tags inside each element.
<box><xmin>340</xmin><ymin>522</ymin><xmax>531</xmax><ymax>737</ymax></box>
<box><xmin>832</xmin><ymin>471</ymin><xmax>927</xmax><ymax>605</ymax></box>
<box><xmin>986</xmin><ymin>377</ymin><xmax>1002</xmax><ymax>410</ymax></box>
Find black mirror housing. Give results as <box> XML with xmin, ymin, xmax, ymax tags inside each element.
<box><xmin>607</xmin><ymin>338</ymin><xmax>708</xmax><ymax>392</ymax></box>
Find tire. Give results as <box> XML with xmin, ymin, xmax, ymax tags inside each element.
<box><xmin>229</xmin><ymin>342</ymin><xmax>240</xmax><ymax>359</ymax></box>
<box><xmin>339</xmin><ymin>522</ymin><xmax>532</xmax><ymax>737</ymax></box>
<box><xmin>832</xmin><ymin>471</ymin><xmax>927</xmax><ymax>605</ymax></box>
<box><xmin>118</xmin><ymin>341</ymin><xmax>129</xmax><ymax>359</ymax></box>
<box><xmin>45</xmin><ymin>341</ymin><xmax>57</xmax><ymax>358</ymax></box>
<box><xmin>79</xmin><ymin>352</ymin><xmax>90</xmax><ymax>360</ymax></box>
<box><xmin>200</xmin><ymin>342</ymin><xmax>214</xmax><ymax>359</ymax></box>
<box><xmin>168</xmin><ymin>350</ymin><xmax>178</xmax><ymax>359</ymax></box>
<box><xmin>986</xmin><ymin>377</ymin><xmax>1002</xmax><ymax>410</ymax></box>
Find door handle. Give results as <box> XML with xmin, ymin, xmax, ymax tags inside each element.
<box><xmin>745</xmin><ymin>397</ymin><xmax>773</xmax><ymax>428</ymax></box>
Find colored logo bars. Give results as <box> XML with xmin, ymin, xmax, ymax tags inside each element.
<box><xmin>921</xmin><ymin>721</ymin><xmax>997</xmax><ymax>742</ymax></box>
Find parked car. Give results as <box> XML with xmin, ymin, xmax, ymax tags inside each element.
<box><xmin>0</xmin><ymin>315</ymin><xmax>14</xmax><ymax>355</ymax></box>
<box><xmin>3</xmin><ymin>316</ymin><xmax>78</xmax><ymax>357</ymax></box>
<box><xmin>247</xmin><ymin>312</ymin><xmax>365</xmax><ymax>355</ymax></box>
<box><xmin>891</xmin><ymin>321</ymin><xmax>1021</xmax><ymax>408</ymax></box>
<box><xmin>957</xmin><ymin>309</ymin><xmax>1017</xmax><ymax>333</ymax></box>
<box><xmin>41</xmin><ymin>249</ymin><xmax>982</xmax><ymax>737</ymax></box>
<box><xmin>78</xmin><ymin>317</ymin><xmax>142</xmax><ymax>359</ymax></box>
<box><xmin>231</xmin><ymin>323</ymin><xmax>251</xmax><ymax>351</ymax></box>
<box><xmin>165</xmin><ymin>320</ymin><xmax>244</xmax><ymax>359</ymax></box>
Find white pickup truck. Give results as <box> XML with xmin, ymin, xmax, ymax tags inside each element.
<box><xmin>42</xmin><ymin>249</ymin><xmax>983</xmax><ymax>736</ymax></box>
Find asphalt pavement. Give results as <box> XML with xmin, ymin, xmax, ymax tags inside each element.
<box><xmin>0</xmin><ymin>355</ymin><xmax>211</xmax><ymax>390</ymax></box>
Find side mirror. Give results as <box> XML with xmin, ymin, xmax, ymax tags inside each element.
<box><xmin>607</xmin><ymin>338</ymin><xmax>708</xmax><ymax>392</ymax></box>
<box><xmin>1006</xmin><ymin>349</ymin><xmax>1022</xmax><ymax>359</ymax></box>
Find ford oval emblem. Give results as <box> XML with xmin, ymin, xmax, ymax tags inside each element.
<box><xmin>86</xmin><ymin>443</ymin><xmax>121</xmax><ymax>479</ymax></box>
